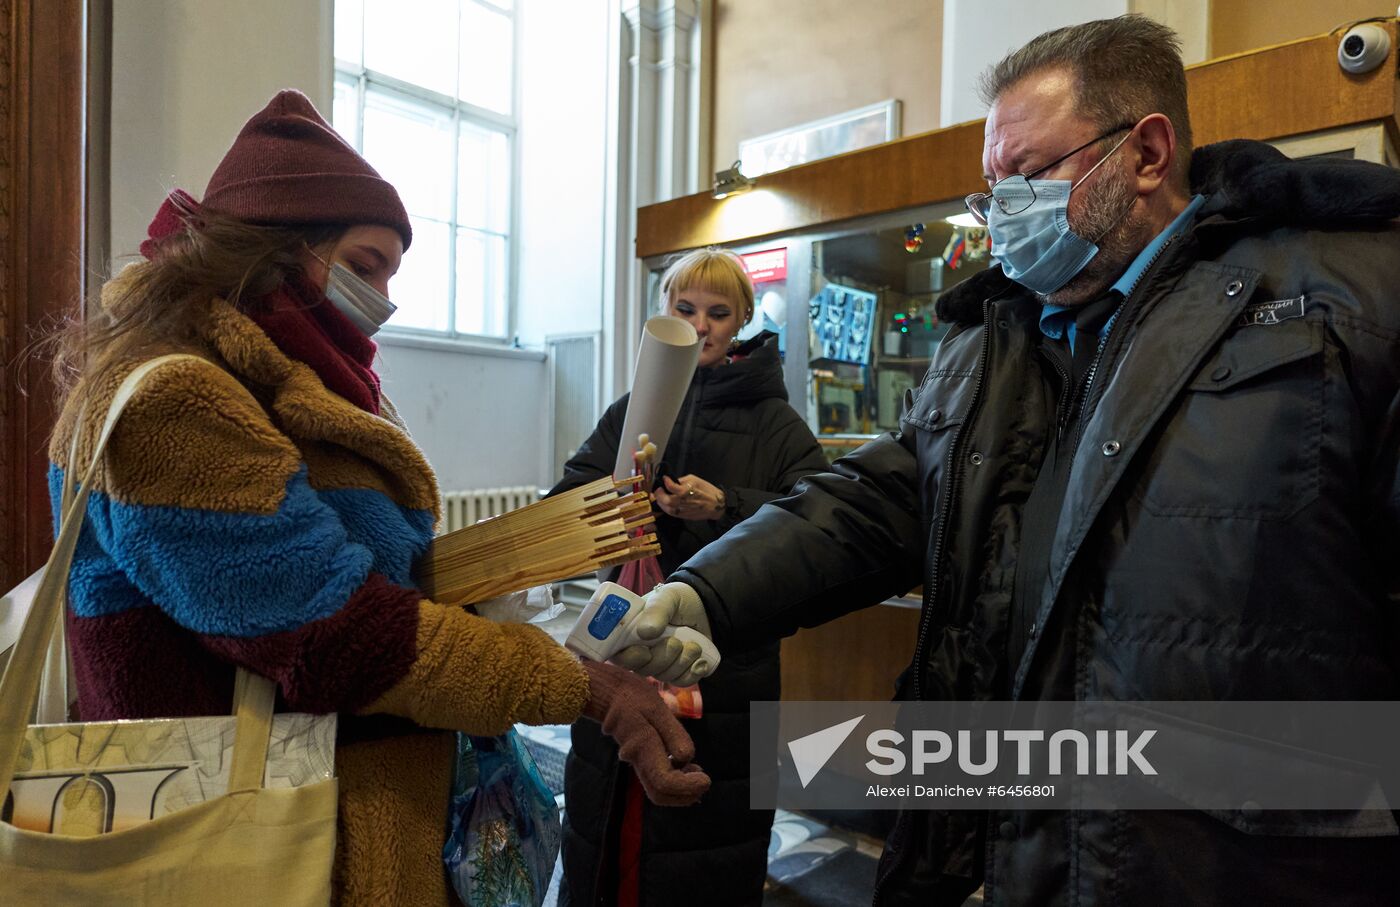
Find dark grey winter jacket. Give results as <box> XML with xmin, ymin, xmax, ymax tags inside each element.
<box><xmin>552</xmin><ymin>333</ymin><xmax>828</xmax><ymax>907</ymax></box>
<box><xmin>673</xmin><ymin>140</ymin><xmax>1400</xmax><ymax>906</ymax></box>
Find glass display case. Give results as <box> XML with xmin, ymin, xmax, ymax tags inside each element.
<box><xmin>642</xmin><ymin>205</ymin><xmax>993</xmax><ymax>462</ymax></box>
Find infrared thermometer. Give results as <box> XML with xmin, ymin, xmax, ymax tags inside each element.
<box><xmin>566</xmin><ymin>582</ymin><xmax>721</xmax><ymax>677</ymax></box>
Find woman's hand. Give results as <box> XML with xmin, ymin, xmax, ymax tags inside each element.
<box><xmin>579</xmin><ymin>660</ymin><xmax>711</xmax><ymax>806</ymax></box>
<box><xmin>653</xmin><ymin>475</ymin><xmax>726</xmax><ymax>521</ymax></box>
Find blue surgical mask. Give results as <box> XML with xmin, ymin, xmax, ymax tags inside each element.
<box><xmin>986</xmin><ymin>131</ymin><xmax>1133</xmax><ymax>296</ymax></box>
<box><xmin>325</xmin><ymin>262</ymin><xmax>396</xmax><ymax>336</ymax></box>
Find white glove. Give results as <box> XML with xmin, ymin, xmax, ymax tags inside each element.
<box><xmin>614</xmin><ymin>582</ymin><xmax>716</xmax><ymax>686</ymax></box>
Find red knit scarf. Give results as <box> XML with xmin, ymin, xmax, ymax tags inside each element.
<box><xmin>141</xmin><ymin>190</ymin><xmax>382</xmax><ymax>414</ymax></box>
<box><xmin>248</xmin><ymin>274</ymin><xmax>382</xmax><ymax>414</ymax></box>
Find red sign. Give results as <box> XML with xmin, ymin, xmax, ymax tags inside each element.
<box><xmin>741</xmin><ymin>247</ymin><xmax>787</xmax><ymax>284</ymax></box>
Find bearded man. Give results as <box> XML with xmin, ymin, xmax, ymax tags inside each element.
<box><xmin>617</xmin><ymin>14</ymin><xmax>1400</xmax><ymax>906</ymax></box>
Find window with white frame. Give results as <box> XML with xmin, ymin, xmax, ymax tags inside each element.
<box><xmin>333</xmin><ymin>0</ymin><xmax>516</xmax><ymax>339</ymax></box>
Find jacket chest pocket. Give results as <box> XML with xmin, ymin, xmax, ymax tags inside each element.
<box><xmin>1134</xmin><ymin>317</ymin><xmax>1325</xmax><ymax>521</ymax></box>
<box><xmin>902</xmin><ymin>368</ymin><xmax>977</xmax><ymax>519</ymax></box>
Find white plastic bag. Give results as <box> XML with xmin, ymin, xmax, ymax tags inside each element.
<box><xmin>471</xmin><ymin>585</ymin><xmax>564</xmax><ymax>625</ymax></box>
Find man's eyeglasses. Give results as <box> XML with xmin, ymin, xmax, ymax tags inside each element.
<box><xmin>964</xmin><ymin>122</ymin><xmax>1138</xmax><ymax>225</ymax></box>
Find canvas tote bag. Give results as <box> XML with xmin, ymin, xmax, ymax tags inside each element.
<box><xmin>0</xmin><ymin>355</ymin><xmax>338</xmax><ymax>905</ymax></box>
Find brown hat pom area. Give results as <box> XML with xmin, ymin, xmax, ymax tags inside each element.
<box><xmin>201</xmin><ymin>89</ymin><xmax>412</xmax><ymax>250</ymax></box>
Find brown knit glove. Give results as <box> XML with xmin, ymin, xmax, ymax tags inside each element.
<box><xmin>580</xmin><ymin>660</ymin><xmax>711</xmax><ymax>806</ymax></box>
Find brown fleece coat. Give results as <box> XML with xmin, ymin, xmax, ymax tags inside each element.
<box><xmin>48</xmin><ymin>296</ymin><xmax>590</xmax><ymax>906</ymax></box>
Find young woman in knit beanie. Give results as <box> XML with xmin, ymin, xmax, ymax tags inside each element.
<box><xmin>44</xmin><ymin>89</ymin><xmax>708</xmax><ymax>906</ymax></box>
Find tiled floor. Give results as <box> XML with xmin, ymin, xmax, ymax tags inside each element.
<box><xmin>534</xmin><ymin>806</ymin><xmax>887</xmax><ymax>907</ymax></box>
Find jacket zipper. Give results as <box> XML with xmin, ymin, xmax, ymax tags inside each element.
<box><xmin>1066</xmin><ymin>313</ymin><xmax>1116</xmax><ymax>453</ymax></box>
<box><xmin>1065</xmin><ymin>235</ymin><xmax>1177</xmax><ymax>457</ymax></box>
<box><xmin>870</xmin><ymin>810</ymin><xmax>910</xmax><ymax>907</ymax></box>
<box><xmin>1045</xmin><ymin>350</ymin><xmax>1072</xmax><ymax>441</ymax></box>
<box><xmin>911</xmin><ymin>298</ymin><xmax>994</xmax><ymax>702</ymax></box>
<box><xmin>874</xmin><ymin>300</ymin><xmax>993</xmax><ymax>906</ymax></box>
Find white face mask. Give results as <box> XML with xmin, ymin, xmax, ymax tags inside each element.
<box><xmin>324</xmin><ymin>262</ymin><xmax>396</xmax><ymax>336</ymax></box>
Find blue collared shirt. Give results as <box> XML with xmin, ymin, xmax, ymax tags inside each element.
<box><xmin>1040</xmin><ymin>194</ymin><xmax>1206</xmax><ymax>352</ymax></box>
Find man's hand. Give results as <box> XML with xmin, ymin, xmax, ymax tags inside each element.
<box><xmin>613</xmin><ymin>582</ymin><xmax>716</xmax><ymax>686</ymax></box>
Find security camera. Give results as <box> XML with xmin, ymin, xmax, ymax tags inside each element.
<box><xmin>1338</xmin><ymin>23</ymin><xmax>1391</xmax><ymax>75</ymax></box>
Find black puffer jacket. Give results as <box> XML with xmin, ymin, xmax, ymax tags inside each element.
<box><xmin>673</xmin><ymin>141</ymin><xmax>1400</xmax><ymax>906</ymax></box>
<box><xmin>552</xmin><ymin>333</ymin><xmax>828</xmax><ymax>907</ymax></box>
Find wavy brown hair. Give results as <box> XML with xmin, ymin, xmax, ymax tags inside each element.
<box><xmin>44</xmin><ymin>194</ymin><xmax>346</xmax><ymax>411</ymax></box>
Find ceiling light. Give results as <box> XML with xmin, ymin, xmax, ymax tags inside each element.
<box><xmin>944</xmin><ymin>212</ymin><xmax>981</xmax><ymax>228</ymax></box>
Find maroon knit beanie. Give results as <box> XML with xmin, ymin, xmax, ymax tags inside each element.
<box><xmin>200</xmin><ymin>89</ymin><xmax>412</xmax><ymax>249</ymax></box>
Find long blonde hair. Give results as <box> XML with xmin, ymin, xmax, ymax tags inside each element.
<box><xmin>43</xmin><ymin>196</ymin><xmax>345</xmax><ymax>412</ymax></box>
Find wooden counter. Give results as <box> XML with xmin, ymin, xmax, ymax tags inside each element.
<box><xmin>781</xmin><ymin>600</ymin><xmax>921</xmax><ymax>702</ymax></box>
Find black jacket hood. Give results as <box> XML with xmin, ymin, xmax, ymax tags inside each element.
<box><xmin>1191</xmin><ymin>137</ymin><xmax>1400</xmax><ymax>227</ymax></box>
<box><xmin>935</xmin><ymin>138</ymin><xmax>1400</xmax><ymax>327</ymax></box>
<box><xmin>691</xmin><ymin>330</ymin><xmax>788</xmax><ymax>407</ymax></box>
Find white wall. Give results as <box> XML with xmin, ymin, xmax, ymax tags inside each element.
<box><xmin>109</xmin><ymin>0</ymin><xmax>334</xmax><ymax>262</ymax></box>
<box><xmin>1132</xmin><ymin>0</ymin><xmax>1209</xmax><ymax>64</ymax></box>
<box><xmin>515</xmin><ymin>0</ymin><xmax>610</xmax><ymax>348</ymax></box>
<box><xmin>939</xmin><ymin>0</ymin><xmax>1131</xmax><ymax>127</ymax></box>
<box><xmin>107</xmin><ymin>0</ymin><xmax>598</xmax><ymax>494</ymax></box>
<box><xmin>939</xmin><ymin>0</ymin><xmax>1212</xmax><ymax>127</ymax></box>
<box><xmin>375</xmin><ymin>340</ymin><xmax>549</xmax><ymax>489</ymax></box>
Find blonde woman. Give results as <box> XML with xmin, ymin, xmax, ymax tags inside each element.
<box><xmin>552</xmin><ymin>248</ymin><xmax>828</xmax><ymax>907</ymax></box>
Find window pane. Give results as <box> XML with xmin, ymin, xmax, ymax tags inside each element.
<box><xmin>457</xmin><ymin>122</ymin><xmax>510</xmax><ymax>233</ymax></box>
<box><xmin>455</xmin><ymin>228</ymin><xmax>507</xmax><ymax>336</ymax></box>
<box><xmin>459</xmin><ymin>3</ymin><xmax>513</xmax><ymax>114</ymax></box>
<box><xmin>361</xmin><ymin>88</ymin><xmax>454</xmax><ymax>222</ymax></box>
<box><xmin>333</xmin><ymin>0</ymin><xmax>364</xmax><ymax>67</ymax></box>
<box><xmin>364</xmin><ymin>0</ymin><xmax>458</xmax><ymax>98</ymax></box>
<box><xmin>332</xmin><ymin>76</ymin><xmax>360</xmax><ymax>147</ymax></box>
<box><xmin>390</xmin><ymin>216</ymin><xmax>452</xmax><ymax>332</ymax></box>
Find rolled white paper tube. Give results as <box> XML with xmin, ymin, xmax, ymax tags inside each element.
<box><xmin>612</xmin><ymin>316</ymin><xmax>703</xmax><ymax>481</ymax></box>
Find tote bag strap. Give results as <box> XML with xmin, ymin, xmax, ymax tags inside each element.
<box><xmin>32</xmin><ymin>417</ymin><xmax>91</xmax><ymax>723</ymax></box>
<box><xmin>227</xmin><ymin>664</ymin><xmax>276</xmax><ymax>791</ymax></box>
<box><xmin>0</xmin><ymin>354</ymin><xmax>276</xmax><ymax>799</ymax></box>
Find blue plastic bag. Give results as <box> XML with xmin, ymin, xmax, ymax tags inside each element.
<box><xmin>442</xmin><ymin>730</ymin><xmax>561</xmax><ymax>907</ymax></box>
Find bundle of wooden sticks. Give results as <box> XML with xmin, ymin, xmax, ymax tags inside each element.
<box><xmin>416</xmin><ymin>475</ymin><xmax>657</xmax><ymax>605</ymax></box>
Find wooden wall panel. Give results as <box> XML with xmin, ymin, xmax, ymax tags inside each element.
<box><xmin>638</xmin><ymin>22</ymin><xmax>1400</xmax><ymax>258</ymax></box>
<box><xmin>639</xmin><ymin>120</ymin><xmax>985</xmax><ymax>259</ymax></box>
<box><xmin>1186</xmin><ymin>23</ymin><xmax>1400</xmax><ymax>149</ymax></box>
<box><xmin>0</xmin><ymin>0</ymin><xmax>85</xmax><ymax>592</ymax></box>
<box><xmin>780</xmin><ymin>604</ymin><xmax>920</xmax><ymax>702</ymax></box>
<box><xmin>1209</xmin><ymin>0</ymin><xmax>1393</xmax><ymax>59</ymax></box>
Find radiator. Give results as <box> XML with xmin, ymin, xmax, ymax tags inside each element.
<box><xmin>439</xmin><ymin>486</ymin><xmax>541</xmax><ymax>534</ymax></box>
